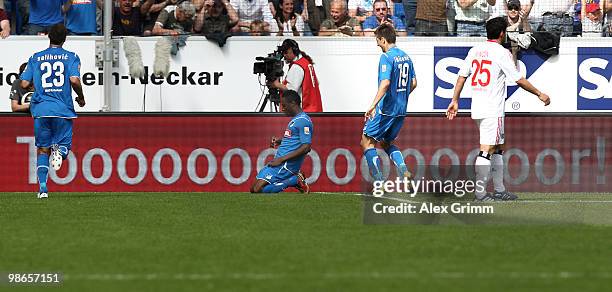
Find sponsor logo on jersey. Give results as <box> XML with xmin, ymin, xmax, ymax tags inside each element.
<box><xmin>577</xmin><ymin>47</ymin><xmax>612</xmax><ymax>110</ymax></box>
<box><xmin>304</xmin><ymin>127</ymin><xmax>310</xmax><ymax>135</ymax></box>
<box><xmin>284</xmin><ymin>129</ymin><xmax>292</xmax><ymax>137</ymax></box>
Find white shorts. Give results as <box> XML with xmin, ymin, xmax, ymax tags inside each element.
<box><xmin>475</xmin><ymin>117</ymin><xmax>505</xmax><ymax>145</ymax></box>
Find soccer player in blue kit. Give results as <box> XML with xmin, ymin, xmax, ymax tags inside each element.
<box><xmin>251</xmin><ymin>90</ymin><xmax>312</xmax><ymax>194</ymax></box>
<box><xmin>20</xmin><ymin>24</ymin><xmax>86</xmax><ymax>199</ymax></box>
<box><xmin>361</xmin><ymin>24</ymin><xmax>417</xmax><ymax>186</ymax></box>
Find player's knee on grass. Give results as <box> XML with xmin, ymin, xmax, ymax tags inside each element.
<box><xmin>250</xmin><ymin>180</ymin><xmax>268</xmax><ymax>193</ymax></box>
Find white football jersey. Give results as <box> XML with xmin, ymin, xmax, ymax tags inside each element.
<box><xmin>458</xmin><ymin>41</ymin><xmax>523</xmax><ymax>119</ymax></box>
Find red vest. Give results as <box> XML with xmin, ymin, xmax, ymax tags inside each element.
<box><xmin>283</xmin><ymin>56</ymin><xmax>323</xmax><ymax>112</ymax></box>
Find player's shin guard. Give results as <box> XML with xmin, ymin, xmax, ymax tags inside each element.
<box><xmin>491</xmin><ymin>150</ymin><xmax>505</xmax><ymax>193</ymax></box>
<box><xmin>364</xmin><ymin>148</ymin><xmax>383</xmax><ymax>181</ymax></box>
<box><xmin>385</xmin><ymin>145</ymin><xmax>408</xmax><ymax>178</ymax></box>
<box><xmin>261</xmin><ymin>176</ymin><xmax>299</xmax><ymax>193</ymax></box>
<box><xmin>37</xmin><ymin>153</ymin><xmax>50</xmax><ymax>193</ymax></box>
<box><xmin>474</xmin><ymin>151</ymin><xmax>492</xmax><ymax>199</ymax></box>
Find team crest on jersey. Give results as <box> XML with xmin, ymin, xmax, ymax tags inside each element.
<box><xmin>304</xmin><ymin>127</ymin><xmax>310</xmax><ymax>135</ymax></box>
<box><xmin>284</xmin><ymin>129</ymin><xmax>292</xmax><ymax>137</ymax></box>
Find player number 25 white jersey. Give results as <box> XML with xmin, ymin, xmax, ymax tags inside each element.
<box><xmin>458</xmin><ymin>41</ymin><xmax>523</xmax><ymax>119</ymax></box>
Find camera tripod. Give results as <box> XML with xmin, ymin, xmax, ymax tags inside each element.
<box><xmin>258</xmin><ymin>87</ymin><xmax>281</xmax><ymax>112</ymax></box>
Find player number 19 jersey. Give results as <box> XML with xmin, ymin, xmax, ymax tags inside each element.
<box><xmin>377</xmin><ymin>46</ymin><xmax>415</xmax><ymax>117</ymax></box>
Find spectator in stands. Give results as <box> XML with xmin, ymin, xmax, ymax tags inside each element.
<box><xmin>144</xmin><ymin>0</ymin><xmax>176</xmax><ymax>36</ymax></box>
<box><xmin>62</xmin><ymin>0</ymin><xmax>103</xmax><ymax>35</ymax></box>
<box><xmin>10</xmin><ymin>63</ymin><xmax>32</xmax><ymax>112</ymax></box>
<box><xmin>230</xmin><ymin>0</ymin><xmax>274</xmax><ymax>34</ymax></box>
<box><xmin>0</xmin><ymin>7</ymin><xmax>9</xmax><ymax>38</ymax></box>
<box><xmin>402</xmin><ymin>0</ymin><xmax>416</xmax><ymax>34</ymax></box>
<box><xmin>272</xmin><ymin>0</ymin><xmax>307</xmax><ymax>36</ymax></box>
<box><xmin>319</xmin><ymin>0</ymin><xmax>362</xmax><ymax>36</ymax></box>
<box><xmin>112</xmin><ymin>0</ymin><xmax>155</xmax><ymax>36</ymax></box>
<box><xmin>249</xmin><ymin>19</ymin><xmax>269</xmax><ymax>35</ymax></box>
<box><xmin>582</xmin><ymin>2</ymin><xmax>604</xmax><ymax>35</ymax></box>
<box><xmin>362</xmin><ymin>0</ymin><xmax>406</xmax><ymax>36</ymax></box>
<box><xmin>528</xmin><ymin>0</ymin><xmax>575</xmax><ymax>36</ymax></box>
<box><xmin>604</xmin><ymin>0</ymin><xmax>612</xmax><ymax>36</ymax></box>
<box><xmin>414</xmin><ymin>0</ymin><xmax>448</xmax><ymax>36</ymax></box>
<box><xmin>506</xmin><ymin>0</ymin><xmax>531</xmax><ymax>32</ymax></box>
<box><xmin>349</xmin><ymin>0</ymin><xmax>393</xmax><ymax>23</ymax></box>
<box><xmin>27</xmin><ymin>0</ymin><xmax>64</xmax><ymax>35</ymax></box>
<box><xmin>152</xmin><ymin>1</ymin><xmax>196</xmax><ymax>35</ymax></box>
<box><xmin>454</xmin><ymin>0</ymin><xmax>496</xmax><ymax>37</ymax></box>
<box><xmin>269</xmin><ymin>0</ymin><xmax>308</xmax><ymax>20</ymax></box>
<box><xmin>194</xmin><ymin>0</ymin><xmax>239</xmax><ymax>35</ymax></box>
<box><xmin>305</xmin><ymin>0</ymin><xmax>330</xmax><ymax>35</ymax></box>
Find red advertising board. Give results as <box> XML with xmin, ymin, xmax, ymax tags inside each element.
<box><xmin>1</xmin><ymin>114</ymin><xmax>610</xmax><ymax>192</ymax></box>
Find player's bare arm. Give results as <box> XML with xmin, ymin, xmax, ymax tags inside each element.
<box><xmin>446</xmin><ymin>76</ymin><xmax>467</xmax><ymax>120</ymax></box>
<box><xmin>516</xmin><ymin>78</ymin><xmax>551</xmax><ymax>106</ymax></box>
<box><xmin>409</xmin><ymin>77</ymin><xmax>417</xmax><ymax>94</ymax></box>
<box><xmin>365</xmin><ymin>79</ymin><xmax>390</xmax><ymax>120</ymax></box>
<box><xmin>267</xmin><ymin>144</ymin><xmax>311</xmax><ymax>166</ymax></box>
<box><xmin>20</xmin><ymin>80</ymin><xmax>31</xmax><ymax>90</ymax></box>
<box><xmin>70</xmin><ymin>77</ymin><xmax>86</xmax><ymax>107</ymax></box>
<box><xmin>270</xmin><ymin>136</ymin><xmax>282</xmax><ymax>148</ymax></box>
<box><xmin>11</xmin><ymin>100</ymin><xmax>30</xmax><ymax>112</ymax></box>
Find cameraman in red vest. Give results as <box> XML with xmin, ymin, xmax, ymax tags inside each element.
<box><xmin>268</xmin><ymin>39</ymin><xmax>323</xmax><ymax>112</ymax></box>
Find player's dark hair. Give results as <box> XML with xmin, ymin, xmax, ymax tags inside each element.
<box><xmin>486</xmin><ymin>16</ymin><xmax>508</xmax><ymax>40</ymax></box>
<box><xmin>48</xmin><ymin>23</ymin><xmax>67</xmax><ymax>46</ymax></box>
<box><xmin>18</xmin><ymin>62</ymin><xmax>28</xmax><ymax>75</ymax></box>
<box><xmin>283</xmin><ymin>90</ymin><xmax>301</xmax><ymax>106</ymax></box>
<box><xmin>375</xmin><ymin>23</ymin><xmax>396</xmax><ymax>44</ymax></box>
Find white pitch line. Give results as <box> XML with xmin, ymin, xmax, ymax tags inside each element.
<box><xmin>313</xmin><ymin>192</ymin><xmax>612</xmax><ymax>204</ymax></box>
<box><xmin>61</xmin><ymin>271</ymin><xmax>612</xmax><ymax>281</ymax></box>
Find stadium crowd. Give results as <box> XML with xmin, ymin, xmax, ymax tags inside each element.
<box><xmin>0</xmin><ymin>0</ymin><xmax>611</xmax><ymax>38</ymax></box>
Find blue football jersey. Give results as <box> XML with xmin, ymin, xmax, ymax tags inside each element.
<box><xmin>275</xmin><ymin>112</ymin><xmax>313</xmax><ymax>173</ymax></box>
<box><xmin>65</xmin><ymin>1</ymin><xmax>98</xmax><ymax>34</ymax></box>
<box><xmin>376</xmin><ymin>46</ymin><xmax>415</xmax><ymax>117</ymax></box>
<box><xmin>21</xmin><ymin>47</ymin><xmax>81</xmax><ymax>118</ymax></box>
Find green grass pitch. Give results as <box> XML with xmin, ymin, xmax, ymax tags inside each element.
<box><xmin>1</xmin><ymin>192</ymin><xmax>611</xmax><ymax>291</ymax></box>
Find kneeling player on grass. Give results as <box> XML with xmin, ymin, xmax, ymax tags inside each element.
<box><xmin>250</xmin><ymin>90</ymin><xmax>312</xmax><ymax>194</ymax></box>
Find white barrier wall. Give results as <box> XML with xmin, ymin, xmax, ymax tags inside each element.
<box><xmin>1</xmin><ymin>36</ymin><xmax>611</xmax><ymax>112</ymax></box>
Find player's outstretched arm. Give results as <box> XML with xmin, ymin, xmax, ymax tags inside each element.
<box><xmin>267</xmin><ymin>144</ymin><xmax>311</xmax><ymax>167</ymax></box>
<box><xmin>516</xmin><ymin>78</ymin><xmax>550</xmax><ymax>106</ymax></box>
<box><xmin>70</xmin><ymin>77</ymin><xmax>86</xmax><ymax>107</ymax></box>
<box><xmin>446</xmin><ymin>76</ymin><xmax>467</xmax><ymax>120</ymax></box>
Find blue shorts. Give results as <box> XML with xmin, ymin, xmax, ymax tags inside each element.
<box><xmin>34</xmin><ymin>117</ymin><xmax>73</xmax><ymax>150</ymax></box>
<box><xmin>256</xmin><ymin>164</ymin><xmax>296</xmax><ymax>184</ymax></box>
<box><xmin>363</xmin><ymin>114</ymin><xmax>405</xmax><ymax>143</ymax></box>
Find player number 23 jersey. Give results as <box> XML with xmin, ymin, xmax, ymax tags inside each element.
<box><xmin>458</xmin><ymin>41</ymin><xmax>522</xmax><ymax>119</ymax></box>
